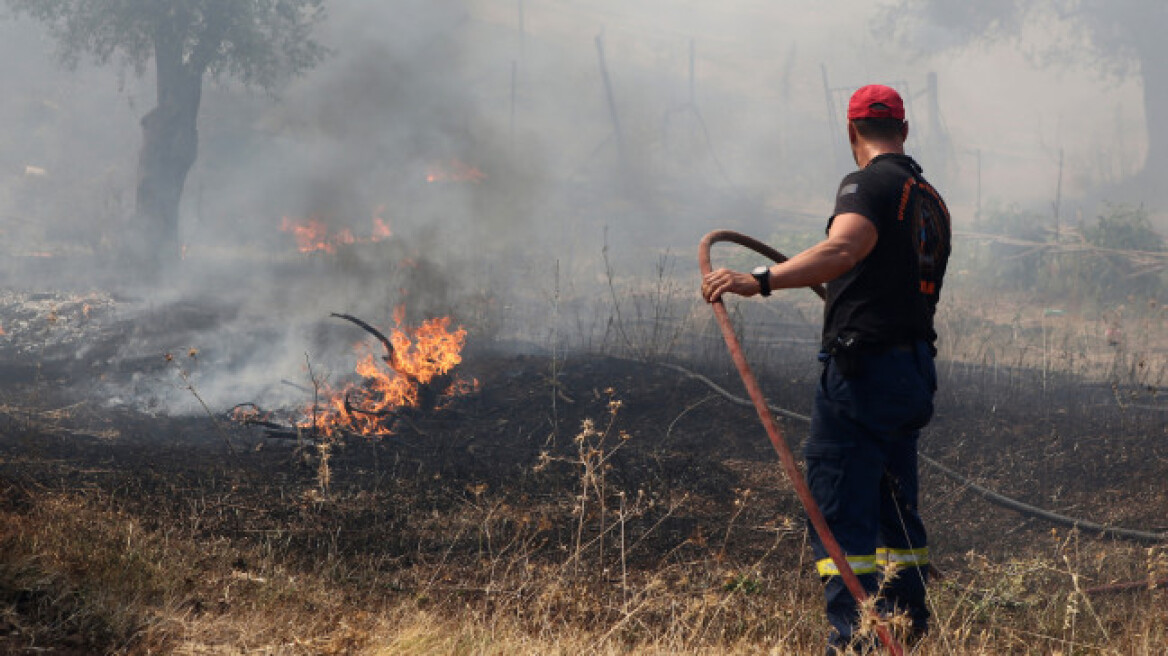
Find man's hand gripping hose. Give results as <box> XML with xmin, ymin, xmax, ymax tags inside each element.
<box><xmin>699</xmin><ymin>229</ymin><xmax>904</xmax><ymax>656</ymax></box>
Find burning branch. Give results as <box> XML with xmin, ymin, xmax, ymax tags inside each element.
<box><xmin>230</xmin><ymin>310</ymin><xmax>472</xmax><ymax>442</ymax></box>
<box><xmin>330</xmin><ymin>312</ymin><xmax>400</xmax><ymax>372</ymax></box>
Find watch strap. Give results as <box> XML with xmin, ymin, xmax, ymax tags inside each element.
<box><xmin>752</xmin><ymin>267</ymin><xmax>772</xmax><ymax>297</ymax></box>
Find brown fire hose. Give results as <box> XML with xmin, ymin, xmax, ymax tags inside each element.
<box><xmin>699</xmin><ymin>229</ymin><xmax>904</xmax><ymax>656</ymax></box>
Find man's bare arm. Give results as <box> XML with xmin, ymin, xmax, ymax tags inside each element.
<box><xmin>768</xmin><ymin>212</ymin><xmax>877</xmax><ymax>290</ymax></box>
<box><xmin>701</xmin><ymin>213</ymin><xmax>877</xmax><ymax>302</ymax></box>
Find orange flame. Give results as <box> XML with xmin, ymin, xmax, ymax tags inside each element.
<box><xmin>281</xmin><ymin>211</ymin><xmax>392</xmax><ymax>254</ymax></box>
<box><xmin>301</xmin><ymin>310</ymin><xmax>473</xmax><ymax>437</ymax></box>
<box><xmin>425</xmin><ymin>158</ymin><xmax>487</xmax><ymax>184</ymax></box>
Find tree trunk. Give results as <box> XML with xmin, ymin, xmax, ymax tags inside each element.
<box><xmin>1131</xmin><ymin>30</ymin><xmax>1168</xmax><ymax>195</ymax></box>
<box><xmin>1138</xmin><ymin>53</ymin><xmax>1168</xmax><ymax>180</ymax></box>
<box><xmin>133</xmin><ymin>31</ymin><xmax>203</xmax><ymax>267</ymax></box>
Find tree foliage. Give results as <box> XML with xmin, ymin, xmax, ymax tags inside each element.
<box><xmin>6</xmin><ymin>0</ymin><xmax>327</xmax><ymax>88</ymax></box>
<box><xmin>883</xmin><ymin>1</ymin><xmax>1168</xmax><ymax>181</ymax></box>
<box><xmin>5</xmin><ymin>0</ymin><xmax>327</xmax><ymax>265</ymax></box>
<box><xmin>882</xmin><ymin>1</ymin><xmax>1163</xmax><ymax>72</ymax></box>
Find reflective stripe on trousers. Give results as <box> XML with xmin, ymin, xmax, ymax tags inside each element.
<box><xmin>815</xmin><ymin>547</ymin><xmax>929</xmax><ymax>577</ymax></box>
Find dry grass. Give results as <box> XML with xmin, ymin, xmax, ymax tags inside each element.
<box><xmin>935</xmin><ymin>290</ymin><xmax>1168</xmax><ymax>387</ymax></box>
<box><xmin>2</xmin><ymin>421</ymin><xmax>1166</xmax><ymax>655</ymax></box>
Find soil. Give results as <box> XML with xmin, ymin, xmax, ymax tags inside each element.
<box><xmin>0</xmin><ymin>292</ymin><xmax>1165</xmax><ymax>652</ymax></box>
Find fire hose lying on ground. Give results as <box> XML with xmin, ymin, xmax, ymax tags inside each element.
<box><xmin>698</xmin><ymin>229</ymin><xmax>1168</xmax><ymax>655</ymax></box>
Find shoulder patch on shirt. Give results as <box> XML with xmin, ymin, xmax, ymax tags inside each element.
<box><xmin>839</xmin><ymin>183</ymin><xmax>859</xmax><ymax>197</ymax></box>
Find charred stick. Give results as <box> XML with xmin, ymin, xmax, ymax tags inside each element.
<box><xmin>416</xmin><ymin>373</ymin><xmax>454</xmax><ymax>412</ymax></box>
<box><xmin>229</xmin><ymin>402</ymin><xmax>264</xmax><ymax>415</ymax></box>
<box><xmin>330</xmin><ymin>312</ymin><xmax>402</xmax><ymax>371</ymax></box>
<box><xmin>227</xmin><ymin>403</ymin><xmax>285</xmax><ymax>430</ymax></box>
<box><xmin>281</xmin><ymin>379</ymin><xmax>311</xmax><ymax>393</ymax></box>
<box><xmin>247</xmin><ymin>419</ymin><xmax>293</xmax><ymax>431</ymax></box>
<box><xmin>1084</xmin><ymin>577</ymin><xmax>1168</xmax><ymax>596</ymax></box>
<box><xmin>343</xmin><ymin>390</ymin><xmax>399</xmax><ymax>419</ymax></box>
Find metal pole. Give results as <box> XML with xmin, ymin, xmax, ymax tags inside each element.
<box><xmin>510</xmin><ymin>60</ymin><xmax>517</xmax><ymax>151</ymax></box>
<box><xmin>688</xmin><ymin>37</ymin><xmax>696</xmax><ymax>106</ymax></box>
<box><xmin>595</xmin><ymin>31</ymin><xmax>626</xmax><ymax>162</ymax></box>
<box><xmin>821</xmin><ymin>64</ymin><xmax>844</xmax><ymax>175</ymax></box>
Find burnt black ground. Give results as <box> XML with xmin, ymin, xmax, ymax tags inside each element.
<box><xmin>2</xmin><ymin>342</ymin><xmax>1164</xmax><ymax>565</ymax></box>
<box><xmin>0</xmin><ymin>317</ymin><xmax>1165</xmax><ymax>653</ymax></box>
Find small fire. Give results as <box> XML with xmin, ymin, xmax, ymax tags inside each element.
<box><xmin>425</xmin><ymin>158</ymin><xmax>487</xmax><ymax>184</ymax></box>
<box><xmin>301</xmin><ymin>310</ymin><xmax>473</xmax><ymax>437</ymax></box>
<box><xmin>281</xmin><ymin>210</ymin><xmax>393</xmax><ymax>254</ymax></box>
<box><xmin>372</xmin><ymin>210</ymin><xmax>392</xmax><ymax>239</ymax></box>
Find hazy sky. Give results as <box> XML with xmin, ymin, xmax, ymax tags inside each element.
<box><xmin>0</xmin><ymin>0</ymin><xmax>1152</xmax><ymax>255</ymax></box>
<box><xmin>465</xmin><ymin>0</ymin><xmax>1146</xmax><ymax>213</ymax></box>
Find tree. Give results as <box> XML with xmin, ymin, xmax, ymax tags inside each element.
<box><xmin>5</xmin><ymin>0</ymin><xmax>327</xmax><ymax>265</ymax></box>
<box><xmin>882</xmin><ymin>1</ymin><xmax>1168</xmax><ymax>193</ymax></box>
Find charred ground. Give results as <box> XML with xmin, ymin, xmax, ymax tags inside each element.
<box><xmin>0</xmin><ymin>291</ymin><xmax>1165</xmax><ymax>653</ymax></box>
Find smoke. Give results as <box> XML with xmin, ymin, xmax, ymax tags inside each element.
<box><xmin>0</xmin><ymin>0</ymin><xmax>1160</xmax><ymax>413</ymax></box>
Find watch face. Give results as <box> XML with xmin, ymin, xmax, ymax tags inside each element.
<box><xmin>752</xmin><ymin>266</ymin><xmax>768</xmax><ymax>276</ymax></box>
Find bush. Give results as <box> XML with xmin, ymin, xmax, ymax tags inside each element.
<box><xmin>952</xmin><ymin>202</ymin><xmax>1167</xmax><ymax>306</ymax></box>
<box><xmin>1073</xmin><ymin>204</ymin><xmax>1167</xmax><ymax>302</ymax></box>
<box><xmin>952</xmin><ymin>203</ymin><xmax>1050</xmax><ymax>292</ymax></box>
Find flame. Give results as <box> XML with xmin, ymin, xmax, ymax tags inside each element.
<box><xmin>281</xmin><ymin>216</ymin><xmax>337</xmax><ymax>253</ymax></box>
<box><xmin>231</xmin><ymin>405</ymin><xmax>266</xmax><ymax>423</ymax></box>
<box><xmin>281</xmin><ymin>211</ymin><xmax>392</xmax><ymax>254</ymax></box>
<box><xmin>425</xmin><ymin>158</ymin><xmax>487</xmax><ymax>184</ymax></box>
<box><xmin>300</xmin><ymin>310</ymin><xmax>473</xmax><ymax>437</ymax></box>
<box><xmin>373</xmin><ymin>217</ymin><xmax>392</xmax><ymax>239</ymax></box>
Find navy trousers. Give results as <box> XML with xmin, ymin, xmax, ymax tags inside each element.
<box><xmin>804</xmin><ymin>340</ymin><xmax>936</xmax><ymax>651</ymax></box>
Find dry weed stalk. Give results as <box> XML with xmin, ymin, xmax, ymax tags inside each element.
<box><xmin>568</xmin><ymin>390</ymin><xmax>630</xmax><ymax>577</ymax></box>
<box><xmin>166</xmin><ymin>348</ymin><xmax>237</xmax><ymax>454</ymax></box>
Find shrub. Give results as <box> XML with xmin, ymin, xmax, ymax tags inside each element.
<box><xmin>1073</xmin><ymin>204</ymin><xmax>1167</xmax><ymax>302</ymax></box>
<box><xmin>953</xmin><ymin>203</ymin><xmax>1050</xmax><ymax>292</ymax></box>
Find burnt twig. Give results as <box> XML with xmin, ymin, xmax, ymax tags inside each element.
<box><xmin>343</xmin><ymin>390</ymin><xmax>399</xmax><ymax>419</ymax></box>
<box><xmin>1084</xmin><ymin>577</ymin><xmax>1168</xmax><ymax>596</ymax></box>
<box><xmin>280</xmin><ymin>379</ymin><xmax>311</xmax><ymax>393</ymax></box>
<box><xmin>331</xmin><ymin>312</ymin><xmax>399</xmax><ymax>370</ymax></box>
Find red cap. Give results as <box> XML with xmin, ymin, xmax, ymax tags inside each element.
<box><xmin>847</xmin><ymin>84</ymin><xmax>905</xmax><ymax>120</ymax></box>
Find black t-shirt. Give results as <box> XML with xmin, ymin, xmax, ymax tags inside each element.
<box><xmin>822</xmin><ymin>153</ymin><xmax>951</xmax><ymax>352</ymax></box>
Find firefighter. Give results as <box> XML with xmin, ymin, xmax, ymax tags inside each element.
<box><xmin>702</xmin><ymin>84</ymin><xmax>952</xmax><ymax>653</ymax></box>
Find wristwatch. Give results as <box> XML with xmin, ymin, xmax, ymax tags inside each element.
<box><xmin>751</xmin><ymin>265</ymin><xmax>772</xmax><ymax>297</ymax></box>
